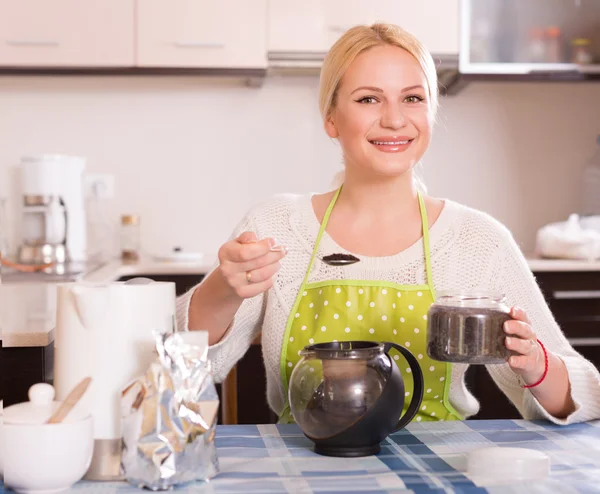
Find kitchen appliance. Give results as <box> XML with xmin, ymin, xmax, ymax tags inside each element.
<box><xmin>288</xmin><ymin>341</ymin><xmax>424</xmax><ymax>457</ymax></box>
<box><xmin>427</xmin><ymin>293</ymin><xmax>514</xmax><ymax>364</ymax></box>
<box><xmin>17</xmin><ymin>154</ymin><xmax>87</xmax><ymax>265</ymax></box>
<box><xmin>54</xmin><ymin>280</ymin><xmax>177</xmax><ymax>480</ymax></box>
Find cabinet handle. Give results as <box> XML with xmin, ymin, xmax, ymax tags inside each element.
<box><xmin>6</xmin><ymin>39</ymin><xmax>60</xmax><ymax>47</ymax></box>
<box><xmin>172</xmin><ymin>41</ymin><xmax>225</xmax><ymax>49</ymax></box>
<box><xmin>568</xmin><ymin>338</ymin><xmax>600</xmax><ymax>347</ymax></box>
<box><xmin>553</xmin><ymin>290</ymin><xmax>600</xmax><ymax>300</ymax></box>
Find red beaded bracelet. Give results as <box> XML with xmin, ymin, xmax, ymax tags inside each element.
<box><xmin>522</xmin><ymin>339</ymin><xmax>549</xmax><ymax>389</ymax></box>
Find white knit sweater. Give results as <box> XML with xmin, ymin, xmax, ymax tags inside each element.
<box><xmin>177</xmin><ymin>193</ymin><xmax>600</xmax><ymax>425</ymax></box>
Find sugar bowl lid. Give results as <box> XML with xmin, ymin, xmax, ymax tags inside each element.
<box><xmin>4</xmin><ymin>383</ymin><xmax>61</xmax><ymax>425</ymax></box>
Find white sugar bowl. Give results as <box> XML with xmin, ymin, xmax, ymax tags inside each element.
<box><xmin>3</xmin><ymin>383</ymin><xmax>93</xmax><ymax>494</ymax></box>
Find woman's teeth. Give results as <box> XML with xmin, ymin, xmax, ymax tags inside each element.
<box><xmin>371</xmin><ymin>140</ymin><xmax>411</xmax><ymax>145</ymax></box>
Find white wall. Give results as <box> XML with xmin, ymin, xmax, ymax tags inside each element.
<box><xmin>0</xmin><ymin>75</ymin><xmax>599</xmax><ymax>259</ymax></box>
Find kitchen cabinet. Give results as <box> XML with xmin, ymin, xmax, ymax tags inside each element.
<box><xmin>137</xmin><ymin>0</ymin><xmax>267</xmax><ymax>68</ymax></box>
<box><xmin>0</xmin><ymin>0</ymin><xmax>135</xmax><ymax>67</ymax></box>
<box><xmin>536</xmin><ymin>270</ymin><xmax>600</xmax><ymax>367</ymax></box>
<box><xmin>460</xmin><ymin>0</ymin><xmax>600</xmax><ymax>80</ymax></box>
<box><xmin>268</xmin><ymin>1</ymin><xmax>328</xmax><ymax>54</ymax></box>
<box><xmin>268</xmin><ymin>1</ymin><xmax>375</xmax><ymax>54</ymax></box>
<box><xmin>268</xmin><ymin>0</ymin><xmax>458</xmax><ymax>57</ymax></box>
<box><xmin>377</xmin><ymin>0</ymin><xmax>459</xmax><ymax>55</ymax></box>
<box><xmin>1</xmin><ymin>342</ymin><xmax>54</xmax><ymax>407</ymax></box>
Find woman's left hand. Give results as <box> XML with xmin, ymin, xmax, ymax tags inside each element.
<box><xmin>504</xmin><ymin>307</ymin><xmax>545</xmax><ymax>385</ymax></box>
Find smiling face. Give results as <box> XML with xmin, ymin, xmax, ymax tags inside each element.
<box><xmin>325</xmin><ymin>44</ymin><xmax>433</xmax><ymax>181</ymax></box>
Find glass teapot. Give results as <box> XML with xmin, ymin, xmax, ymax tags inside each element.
<box><xmin>288</xmin><ymin>341</ymin><xmax>424</xmax><ymax>457</ymax></box>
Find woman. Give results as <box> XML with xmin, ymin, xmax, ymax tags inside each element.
<box><xmin>177</xmin><ymin>23</ymin><xmax>600</xmax><ymax>424</ymax></box>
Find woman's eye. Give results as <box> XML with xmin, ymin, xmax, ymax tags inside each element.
<box><xmin>356</xmin><ymin>96</ymin><xmax>378</xmax><ymax>104</ymax></box>
<box><xmin>405</xmin><ymin>95</ymin><xmax>425</xmax><ymax>104</ymax></box>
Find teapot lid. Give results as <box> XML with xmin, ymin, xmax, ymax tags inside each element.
<box><xmin>4</xmin><ymin>383</ymin><xmax>61</xmax><ymax>425</ymax></box>
<box><xmin>302</xmin><ymin>341</ymin><xmax>383</xmax><ymax>360</ymax></box>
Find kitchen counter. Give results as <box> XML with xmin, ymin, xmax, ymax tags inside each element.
<box><xmin>12</xmin><ymin>420</ymin><xmax>600</xmax><ymax>493</ymax></box>
<box><xmin>84</xmin><ymin>256</ymin><xmax>216</xmax><ymax>283</ymax></box>
<box><xmin>527</xmin><ymin>257</ymin><xmax>600</xmax><ymax>272</ymax></box>
<box><xmin>1</xmin><ymin>256</ymin><xmax>597</xmax><ymax>348</ymax></box>
<box><xmin>0</xmin><ymin>257</ymin><xmax>215</xmax><ymax>347</ymax></box>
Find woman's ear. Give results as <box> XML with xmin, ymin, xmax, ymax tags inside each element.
<box><xmin>325</xmin><ymin>113</ymin><xmax>339</xmax><ymax>139</ymax></box>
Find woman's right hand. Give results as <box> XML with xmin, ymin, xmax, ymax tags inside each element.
<box><xmin>217</xmin><ymin>231</ymin><xmax>287</xmax><ymax>299</ymax></box>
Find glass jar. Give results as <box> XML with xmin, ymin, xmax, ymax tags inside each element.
<box><xmin>544</xmin><ymin>26</ymin><xmax>563</xmax><ymax>63</ymax></box>
<box><xmin>571</xmin><ymin>38</ymin><xmax>594</xmax><ymax>65</ymax></box>
<box><xmin>120</xmin><ymin>214</ymin><xmax>141</xmax><ymax>262</ymax></box>
<box><xmin>426</xmin><ymin>293</ymin><xmax>513</xmax><ymax>364</ymax></box>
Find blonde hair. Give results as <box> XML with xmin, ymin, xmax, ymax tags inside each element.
<box><xmin>319</xmin><ymin>23</ymin><xmax>438</xmax><ymax>190</ymax></box>
<box><xmin>319</xmin><ymin>23</ymin><xmax>439</xmax><ymax>119</ymax></box>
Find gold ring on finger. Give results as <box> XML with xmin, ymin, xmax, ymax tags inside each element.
<box><xmin>246</xmin><ymin>271</ymin><xmax>252</xmax><ymax>284</ymax></box>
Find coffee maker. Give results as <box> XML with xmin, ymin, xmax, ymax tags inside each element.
<box><xmin>17</xmin><ymin>155</ymin><xmax>87</xmax><ymax>265</ymax></box>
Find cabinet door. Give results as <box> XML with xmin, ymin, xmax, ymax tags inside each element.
<box><xmin>324</xmin><ymin>0</ymin><xmax>378</xmax><ymax>49</ymax></box>
<box><xmin>268</xmin><ymin>0</ymin><xmax>457</xmax><ymax>56</ymax></box>
<box><xmin>268</xmin><ymin>0</ymin><xmax>375</xmax><ymax>54</ymax></box>
<box><xmin>0</xmin><ymin>0</ymin><xmax>135</xmax><ymax>67</ymax></box>
<box><xmin>268</xmin><ymin>0</ymin><xmax>327</xmax><ymax>53</ymax></box>
<box><xmin>374</xmin><ymin>0</ymin><xmax>459</xmax><ymax>55</ymax></box>
<box><xmin>460</xmin><ymin>0</ymin><xmax>600</xmax><ymax>75</ymax></box>
<box><xmin>137</xmin><ymin>0</ymin><xmax>267</xmax><ymax>68</ymax></box>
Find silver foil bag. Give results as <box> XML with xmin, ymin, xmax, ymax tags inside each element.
<box><xmin>121</xmin><ymin>331</ymin><xmax>220</xmax><ymax>490</ymax></box>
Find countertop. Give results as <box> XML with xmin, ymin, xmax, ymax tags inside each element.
<box><xmin>1</xmin><ymin>256</ymin><xmax>598</xmax><ymax>348</ymax></box>
<box><xmin>0</xmin><ymin>257</ymin><xmax>215</xmax><ymax>347</ymax></box>
<box><xmin>12</xmin><ymin>420</ymin><xmax>600</xmax><ymax>493</ymax></box>
<box><xmin>526</xmin><ymin>257</ymin><xmax>600</xmax><ymax>272</ymax></box>
<box><xmin>84</xmin><ymin>256</ymin><xmax>216</xmax><ymax>282</ymax></box>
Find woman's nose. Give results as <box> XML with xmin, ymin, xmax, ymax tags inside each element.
<box><xmin>380</xmin><ymin>103</ymin><xmax>406</xmax><ymax>129</ymax></box>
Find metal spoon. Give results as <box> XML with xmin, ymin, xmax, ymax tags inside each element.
<box><xmin>271</xmin><ymin>247</ymin><xmax>360</xmax><ymax>266</ymax></box>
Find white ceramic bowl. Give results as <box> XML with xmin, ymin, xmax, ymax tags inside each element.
<box><xmin>4</xmin><ymin>415</ymin><xmax>93</xmax><ymax>494</ymax></box>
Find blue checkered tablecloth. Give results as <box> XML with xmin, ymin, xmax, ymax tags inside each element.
<box><xmin>13</xmin><ymin>420</ymin><xmax>600</xmax><ymax>493</ymax></box>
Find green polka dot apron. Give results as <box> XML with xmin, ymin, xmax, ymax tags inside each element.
<box><xmin>279</xmin><ymin>187</ymin><xmax>462</xmax><ymax>424</ymax></box>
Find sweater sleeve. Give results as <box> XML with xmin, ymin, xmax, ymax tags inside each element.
<box><xmin>485</xmin><ymin>225</ymin><xmax>600</xmax><ymax>424</ymax></box>
<box><xmin>175</xmin><ymin>210</ymin><xmax>267</xmax><ymax>383</ymax></box>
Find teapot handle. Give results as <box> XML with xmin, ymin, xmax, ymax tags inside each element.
<box><xmin>383</xmin><ymin>342</ymin><xmax>424</xmax><ymax>432</ymax></box>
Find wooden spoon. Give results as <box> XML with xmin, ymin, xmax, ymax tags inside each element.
<box><xmin>47</xmin><ymin>377</ymin><xmax>92</xmax><ymax>424</ymax></box>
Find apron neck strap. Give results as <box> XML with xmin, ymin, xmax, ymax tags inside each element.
<box><xmin>302</xmin><ymin>187</ymin><xmax>342</xmax><ymax>286</ymax></box>
<box><xmin>417</xmin><ymin>191</ymin><xmax>435</xmax><ymax>292</ymax></box>
<box><xmin>305</xmin><ymin>187</ymin><xmax>435</xmax><ymax>292</ymax></box>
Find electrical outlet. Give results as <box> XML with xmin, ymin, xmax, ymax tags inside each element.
<box><xmin>85</xmin><ymin>174</ymin><xmax>115</xmax><ymax>199</ymax></box>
